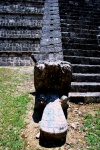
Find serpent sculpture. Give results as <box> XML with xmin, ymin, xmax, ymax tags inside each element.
<box><xmin>34</xmin><ymin>60</ymin><xmax>72</xmax><ymax>143</ymax></box>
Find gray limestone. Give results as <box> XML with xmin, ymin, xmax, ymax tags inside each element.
<box><xmin>40</xmin><ymin>99</ymin><xmax>67</xmax><ymax>139</ymax></box>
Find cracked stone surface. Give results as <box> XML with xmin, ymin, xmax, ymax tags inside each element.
<box><xmin>34</xmin><ymin>60</ymin><xmax>72</xmax><ymax>96</ymax></box>
<box><xmin>40</xmin><ymin>99</ymin><xmax>67</xmax><ymax>140</ymax></box>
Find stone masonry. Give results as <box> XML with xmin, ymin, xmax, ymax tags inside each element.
<box><xmin>32</xmin><ymin>0</ymin><xmax>63</xmax><ymax>61</ymax></box>
<box><xmin>59</xmin><ymin>0</ymin><xmax>100</xmax><ymax>102</ymax></box>
<box><xmin>0</xmin><ymin>0</ymin><xmax>44</xmax><ymax>66</ymax></box>
<box><xmin>0</xmin><ymin>0</ymin><xmax>100</xmax><ymax>102</ymax></box>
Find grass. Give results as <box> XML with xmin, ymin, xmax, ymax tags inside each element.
<box><xmin>0</xmin><ymin>68</ymin><xmax>31</xmax><ymax>150</ymax></box>
<box><xmin>0</xmin><ymin>67</ymin><xmax>100</xmax><ymax>150</ymax></box>
<box><xmin>83</xmin><ymin>108</ymin><xmax>100</xmax><ymax>150</ymax></box>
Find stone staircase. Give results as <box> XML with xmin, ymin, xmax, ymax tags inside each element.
<box><xmin>59</xmin><ymin>0</ymin><xmax>100</xmax><ymax>102</ymax></box>
<box><xmin>0</xmin><ymin>0</ymin><xmax>100</xmax><ymax>102</ymax></box>
<box><xmin>0</xmin><ymin>0</ymin><xmax>44</xmax><ymax>65</ymax></box>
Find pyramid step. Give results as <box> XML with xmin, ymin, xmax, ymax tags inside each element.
<box><xmin>0</xmin><ymin>41</ymin><xmax>40</xmax><ymax>52</ymax></box>
<box><xmin>63</xmin><ymin>43</ymin><xmax>99</xmax><ymax>50</ymax></box>
<box><xmin>61</xmin><ymin>18</ymin><xmax>100</xmax><ymax>26</ymax></box>
<box><xmin>61</xmin><ymin>19</ymin><xmax>100</xmax><ymax>27</ymax></box>
<box><xmin>64</xmin><ymin>56</ymin><xmax>100</xmax><ymax>65</ymax></box>
<box><xmin>61</xmin><ymin>15</ymin><xmax>99</xmax><ymax>25</ymax></box>
<box><xmin>62</xmin><ymin>28</ymin><xmax>99</xmax><ymax>34</ymax></box>
<box><xmin>60</xmin><ymin>11</ymin><xmax>100</xmax><ymax>17</ymax></box>
<box><xmin>63</xmin><ymin>49</ymin><xmax>100</xmax><ymax>57</ymax></box>
<box><xmin>62</xmin><ymin>32</ymin><xmax>99</xmax><ymax>39</ymax></box>
<box><xmin>59</xmin><ymin>3</ymin><xmax>100</xmax><ymax>9</ymax></box>
<box><xmin>0</xmin><ymin>18</ymin><xmax>42</xmax><ymax>28</ymax></box>
<box><xmin>61</xmin><ymin>25</ymin><xmax>100</xmax><ymax>30</ymax></box>
<box><xmin>62</xmin><ymin>32</ymin><xmax>97</xmax><ymax>40</ymax></box>
<box><xmin>0</xmin><ymin>3</ymin><xmax>44</xmax><ymax>15</ymax></box>
<box><xmin>0</xmin><ymin>29</ymin><xmax>41</xmax><ymax>39</ymax></box>
<box><xmin>59</xmin><ymin>1</ymin><xmax>100</xmax><ymax>12</ymax></box>
<box><xmin>72</xmin><ymin>64</ymin><xmax>100</xmax><ymax>73</ymax></box>
<box><xmin>60</xmin><ymin>12</ymin><xmax>100</xmax><ymax>17</ymax></box>
<box><xmin>71</xmin><ymin>82</ymin><xmax>100</xmax><ymax>92</ymax></box>
<box><xmin>69</xmin><ymin>92</ymin><xmax>100</xmax><ymax>103</ymax></box>
<box><xmin>72</xmin><ymin>73</ymin><xmax>100</xmax><ymax>82</ymax></box>
<box><xmin>2</xmin><ymin>0</ymin><xmax>44</xmax><ymax>3</ymax></box>
<box><xmin>62</xmin><ymin>38</ymin><xmax>98</xmax><ymax>45</ymax></box>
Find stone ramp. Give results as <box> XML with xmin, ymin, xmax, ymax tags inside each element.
<box><xmin>32</xmin><ymin>0</ymin><xmax>63</xmax><ymax>62</ymax></box>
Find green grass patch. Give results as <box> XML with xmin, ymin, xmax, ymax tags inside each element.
<box><xmin>83</xmin><ymin>109</ymin><xmax>100</xmax><ymax>150</ymax></box>
<box><xmin>0</xmin><ymin>68</ymin><xmax>31</xmax><ymax>150</ymax></box>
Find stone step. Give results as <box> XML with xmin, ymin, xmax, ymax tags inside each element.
<box><xmin>69</xmin><ymin>92</ymin><xmax>100</xmax><ymax>103</ymax></box>
<box><xmin>1</xmin><ymin>0</ymin><xmax>44</xmax><ymax>3</ymax></box>
<box><xmin>60</xmin><ymin>9</ymin><xmax>100</xmax><ymax>15</ymax></box>
<box><xmin>63</xmin><ymin>43</ymin><xmax>99</xmax><ymax>50</ymax></box>
<box><xmin>60</xmin><ymin>10</ymin><xmax>100</xmax><ymax>14</ymax></box>
<box><xmin>71</xmin><ymin>82</ymin><xmax>100</xmax><ymax>92</ymax></box>
<box><xmin>0</xmin><ymin>3</ymin><xmax>44</xmax><ymax>15</ymax></box>
<box><xmin>59</xmin><ymin>1</ymin><xmax>100</xmax><ymax>6</ymax></box>
<box><xmin>72</xmin><ymin>73</ymin><xmax>100</xmax><ymax>82</ymax></box>
<box><xmin>0</xmin><ymin>51</ymin><xmax>39</xmax><ymax>54</ymax></box>
<box><xmin>0</xmin><ymin>41</ymin><xmax>40</xmax><ymax>52</ymax></box>
<box><xmin>63</xmin><ymin>27</ymin><xmax>99</xmax><ymax>33</ymax></box>
<box><xmin>59</xmin><ymin>0</ymin><xmax>100</xmax><ymax>103</ymax></box>
<box><xmin>64</xmin><ymin>56</ymin><xmax>100</xmax><ymax>65</ymax></box>
<box><xmin>60</xmin><ymin>15</ymin><xmax>100</xmax><ymax>21</ymax></box>
<box><xmin>72</xmin><ymin>64</ymin><xmax>100</xmax><ymax>73</ymax></box>
<box><xmin>0</xmin><ymin>29</ymin><xmax>41</xmax><ymax>39</ymax></box>
<box><xmin>63</xmin><ymin>49</ymin><xmax>100</xmax><ymax>57</ymax></box>
<box><xmin>0</xmin><ymin>18</ymin><xmax>42</xmax><ymax>28</ymax></box>
<box><xmin>59</xmin><ymin>4</ymin><xmax>100</xmax><ymax>9</ymax></box>
<box><xmin>62</xmin><ymin>32</ymin><xmax>98</xmax><ymax>40</ymax></box>
<box><xmin>0</xmin><ymin>56</ymin><xmax>33</xmax><ymax>66</ymax></box>
<box><xmin>61</xmin><ymin>24</ymin><xmax>99</xmax><ymax>32</ymax></box>
<box><xmin>60</xmin><ymin>17</ymin><xmax>100</xmax><ymax>25</ymax></box>
<box><xmin>61</xmin><ymin>18</ymin><xmax>100</xmax><ymax>25</ymax></box>
<box><xmin>60</xmin><ymin>1</ymin><xmax>100</xmax><ymax>4</ymax></box>
<box><xmin>60</xmin><ymin>14</ymin><xmax>100</xmax><ymax>20</ymax></box>
<box><xmin>62</xmin><ymin>38</ymin><xmax>98</xmax><ymax>45</ymax></box>
<box><xmin>59</xmin><ymin>3</ymin><xmax>100</xmax><ymax>10</ymax></box>
<box><xmin>62</xmin><ymin>29</ymin><xmax>99</xmax><ymax>37</ymax></box>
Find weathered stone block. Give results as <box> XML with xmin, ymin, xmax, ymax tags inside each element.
<box><xmin>40</xmin><ymin>99</ymin><xmax>67</xmax><ymax>140</ymax></box>
<box><xmin>34</xmin><ymin>60</ymin><xmax>72</xmax><ymax>96</ymax></box>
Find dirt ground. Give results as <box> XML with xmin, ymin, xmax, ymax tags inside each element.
<box><xmin>16</xmin><ymin>67</ymin><xmax>99</xmax><ymax>150</ymax></box>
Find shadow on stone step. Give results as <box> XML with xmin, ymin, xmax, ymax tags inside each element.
<box><xmin>70</xmin><ymin>97</ymin><xmax>85</xmax><ymax>104</ymax></box>
<box><xmin>39</xmin><ymin>135</ymin><xmax>66</xmax><ymax>148</ymax></box>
